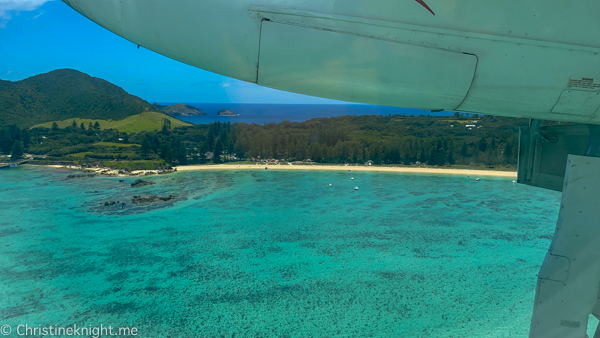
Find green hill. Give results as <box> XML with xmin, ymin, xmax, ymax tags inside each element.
<box><xmin>0</xmin><ymin>69</ymin><xmax>156</xmax><ymax>127</ymax></box>
<box><xmin>32</xmin><ymin>111</ymin><xmax>191</xmax><ymax>134</ymax></box>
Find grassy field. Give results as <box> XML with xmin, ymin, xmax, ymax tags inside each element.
<box><xmin>68</xmin><ymin>152</ymin><xmax>93</xmax><ymax>158</ymax></box>
<box><xmin>94</xmin><ymin>142</ymin><xmax>140</xmax><ymax>148</ymax></box>
<box><xmin>31</xmin><ymin>112</ymin><xmax>191</xmax><ymax>133</ymax></box>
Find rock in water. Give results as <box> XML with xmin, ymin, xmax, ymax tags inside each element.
<box><xmin>131</xmin><ymin>179</ymin><xmax>156</xmax><ymax>187</ymax></box>
<box><xmin>66</xmin><ymin>173</ymin><xmax>96</xmax><ymax>179</ymax></box>
<box><xmin>132</xmin><ymin>195</ymin><xmax>176</xmax><ymax>204</ymax></box>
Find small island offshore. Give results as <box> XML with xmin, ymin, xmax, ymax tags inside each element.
<box><xmin>153</xmin><ymin>103</ymin><xmax>207</xmax><ymax>117</ymax></box>
<box><xmin>1</xmin><ymin>69</ymin><xmax>522</xmax><ymax>178</ymax></box>
<box><xmin>217</xmin><ymin>109</ymin><xmax>239</xmax><ymax>116</ymax></box>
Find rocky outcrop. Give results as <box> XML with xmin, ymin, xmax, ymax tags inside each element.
<box><xmin>132</xmin><ymin>195</ymin><xmax>176</xmax><ymax>204</ymax></box>
<box><xmin>130</xmin><ymin>179</ymin><xmax>155</xmax><ymax>187</ymax></box>
<box><xmin>103</xmin><ymin>201</ymin><xmax>126</xmax><ymax>208</ymax></box>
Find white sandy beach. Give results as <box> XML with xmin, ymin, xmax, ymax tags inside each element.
<box><xmin>175</xmin><ymin>163</ymin><xmax>517</xmax><ymax>178</ymax></box>
<box><xmin>40</xmin><ymin>163</ymin><xmax>516</xmax><ymax>178</ymax></box>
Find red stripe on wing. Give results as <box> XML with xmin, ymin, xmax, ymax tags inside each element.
<box><xmin>415</xmin><ymin>0</ymin><xmax>435</xmax><ymax>15</ymax></box>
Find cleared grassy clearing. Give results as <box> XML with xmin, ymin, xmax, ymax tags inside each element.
<box><xmin>32</xmin><ymin>112</ymin><xmax>191</xmax><ymax>133</ymax></box>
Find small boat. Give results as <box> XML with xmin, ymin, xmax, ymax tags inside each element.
<box><xmin>351</xmin><ymin>177</ymin><xmax>354</xmax><ymax>180</ymax></box>
<box><xmin>475</xmin><ymin>178</ymin><xmax>481</xmax><ymax>181</ymax></box>
<box><xmin>512</xmin><ymin>180</ymin><xmax>517</xmax><ymax>184</ymax></box>
<box><xmin>354</xmin><ymin>186</ymin><xmax>359</xmax><ymax>190</ymax></box>
<box><xmin>329</xmin><ymin>184</ymin><xmax>332</xmax><ymax>187</ymax></box>
<box><xmin>10</xmin><ymin>163</ymin><xmax>17</xmax><ymax>167</ymax></box>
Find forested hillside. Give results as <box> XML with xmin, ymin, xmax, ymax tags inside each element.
<box><xmin>0</xmin><ymin>69</ymin><xmax>155</xmax><ymax>127</ymax></box>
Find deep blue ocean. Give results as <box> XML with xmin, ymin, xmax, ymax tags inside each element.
<box><xmin>160</xmin><ymin>103</ymin><xmax>455</xmax><ymax>125</ymax></box>
<box><xmin>3</xmin><ymin>166</ymin><xmax>597</xmax><ymax>336</ymax></box>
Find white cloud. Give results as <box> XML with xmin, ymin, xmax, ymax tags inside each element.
<box><xmin>0</xmin><ymin>0</ymin><xmax>54</xmax><ymax>27</ymax></box>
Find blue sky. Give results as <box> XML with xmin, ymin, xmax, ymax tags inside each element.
<box><xmin>0</xmin><ymin>0</ymin><xmax>339</xmax><ymax>104</ymax></box>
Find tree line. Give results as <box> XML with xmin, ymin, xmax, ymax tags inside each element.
<box><xmin>172</xmin><ymin>114</ymin><xmax>523</xmax><ymax>166</ymax></box>
<box><xmin>1</xmin><ymin>114</ymin><xmax>526</xmax><ymax>167</ymax></box>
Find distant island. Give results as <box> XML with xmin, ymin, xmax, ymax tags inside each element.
<box><xmin>153</xmin><ymin>103</ymin><xmax>207</xmax><ymax>117</ymax></box>
<box><xmin>217</xmin><ymin>109</ymin><xmax>239</xmax><ymax>116</ymax></box>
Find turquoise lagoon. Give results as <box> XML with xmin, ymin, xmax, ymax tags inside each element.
<box><xmin>0</xmin><ymin>166</ymin><xmax>593</xmax><ymax>337</ymax></box>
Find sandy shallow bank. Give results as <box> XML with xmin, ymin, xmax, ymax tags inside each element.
<box><xmin>175</xmin><ymin>164</ymin><xmax>517</xmax><ymax>178</ymax></box>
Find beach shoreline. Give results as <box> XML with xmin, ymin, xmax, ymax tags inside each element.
<box><xmin>174</xmin><ymin>164</ymin><xmax>517</xmax><ymax>178</ymax></box>
<box><xmin>32</xmin><ymin>163</ymin><xmax>516</xmax><ymax>178</ymax></box>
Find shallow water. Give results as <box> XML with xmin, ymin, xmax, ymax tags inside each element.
<box><xmin>0</xmin><ymin>166</ymin><xmax>594</xmax><ymax>337</ymax></box>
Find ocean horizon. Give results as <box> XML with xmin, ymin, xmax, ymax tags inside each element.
<box><xmin>161</xmin><ymin>103</ymin><xmax>456</xmax><ymax>125</ymax></box>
